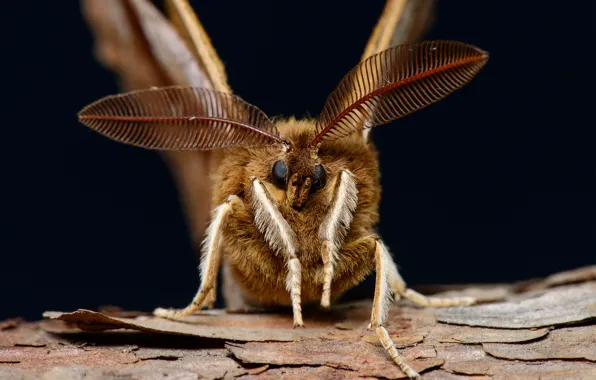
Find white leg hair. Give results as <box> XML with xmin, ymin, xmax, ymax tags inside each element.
<box><xmin>371</xmin><ymin>238</ymin><xmax>420</xmax><ymax>379</ymax></box>
<box><xmin>319</xmin><ymin>169</ymin><xmax>358</xmax><ymax>307</ymax></box>
<box><xmin>370</xmin><ymin>239</ymin><xmax>393</xmax><ymax>326</ymax></box>
<box><xmin>251</xmin><ymin>178</ymin><xmax>303</xmax><ymax>327</ymax></box>
<box><xmin>154</xmin><ymin>195</ymin><xmax>238</xmax><ymax>319</ymax></box>
<box><xmin>370</xmin><ymin>238</ymin><xmax>477</xmax><ymax>378</ymax></box>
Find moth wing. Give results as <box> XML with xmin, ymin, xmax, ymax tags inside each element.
<box><xmin>82</xmin><ymin>0</ymin><xmax>169</xmax><ymax>89</ymax></box>
<box><xmin>164</xmin><ymin>0</ymin><xmax>230</xmax><ymax>93</ymax></box>
<box><xmin>361</xmin><ymin>0</ymin><xmax>435</xmax><ymax>60</ymax></box>
<box><xmin>81</xmin><ymin>0</ymin><xmax>230</xmax><ymax>253</ymax></box>
<box><xmin>358</xmin><ymin>0</ymin><xmax>436</xmax><ymax>140</ymax></box>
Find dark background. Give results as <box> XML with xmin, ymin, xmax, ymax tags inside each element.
<box><xmin>2</xmin><ymin>1</ymin><xmax>594</xmax><ymax>321</ymax></box>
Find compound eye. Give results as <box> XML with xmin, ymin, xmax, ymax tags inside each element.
<box><xmin>272</xmin><ymin>160</ymin><xmax>288</xmax><ymax>188</ymax></box>
<box><xmin>312</xmin><ymin>164</ymin><xmax>326</xmax><ymax>192</ymax></box>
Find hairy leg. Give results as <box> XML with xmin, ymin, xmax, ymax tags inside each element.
<box><xmin>154</xmin><ymin>195</ymin><xmax>240</xmax><ymax>319</ymax></box>
<box><xmin>206</xmin><ymin>287</ymin><xmax>217</xmax><ymax>309</ymax></box>
<box><xmin>319</xmin><ymin>169</ymin><xmax>358</xmax><ymax>307</ymax></box>
<box><xmin>370</xmin><ymin>237</ymin><xmax>420</xmax><ymax>378</ymax></box>
<box><xmin>368</xmin><ymin>237</ymin><xmax>477</xmax><ymax>378</ymax></box>
<box><xmin>251</xmin><ymin>178</ymin><xmax>303</xmax><ymax>327</ymax></box>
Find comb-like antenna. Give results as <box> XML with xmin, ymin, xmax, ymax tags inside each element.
<box><xmin>312</xmin><ymin>41</ymin><xmax>489</xmax><ymax>145</ymax></box>
<box><xmin>78</xmin><ymin>87</ymin><xmax>285</xmax><ymax>150</ymax></box>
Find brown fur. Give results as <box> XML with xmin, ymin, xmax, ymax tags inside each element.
<box><xmin>211</xmin><ymin>118</ymin><xmax>381</xmax><ymax>307</ymax></box>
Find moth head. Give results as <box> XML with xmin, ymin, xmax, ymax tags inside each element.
<box><xmin>266</xmin><ymin>129</ymin><xmax>327</xmax><ymax>210</ymax></box>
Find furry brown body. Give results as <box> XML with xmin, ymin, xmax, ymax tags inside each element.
<box><xmin>212</xmin><ymin>119</ymin><xmax>380</xmax><ymax>307</ymax></box>
<box><xmin>80</xmin><ymin>3</ymin><xmax>488</xmax><ymax>376</ymax></box>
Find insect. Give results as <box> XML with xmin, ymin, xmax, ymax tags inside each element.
<box><xmin>80</xmin><ymin>1</ymin><xmax>488</xmax><ymax>378</ymax></box>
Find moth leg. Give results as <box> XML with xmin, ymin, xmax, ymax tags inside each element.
<box><xmin>154</xmin><ymin>195</ymin><xmax>240</xmax><ymax>319</ymax></box>
<box><xmin>206</xmin><ymin>283</ymin><xmax>217</xmax><ymax>309</ymax></box>
<box><xmin>251</xmin><ymin>178</ymin><xmax>303</xmax><ymax>327</ymax></box>
<box><xmin>384</xmin><ymin>252</ymin><xmax>475</xmax><ymax>308</ymax></box>
<box><xmin>320</xmin><ymin>241</ymin><xmax>333</xmax><ymax>307</ymax></box>
<box><xmin>370</xmin><ymin>238</ymin><xmax>420</xmax><ymax>379</ymax></box>
<box><xmin>205</xmin><ymin>244</ymin><xmax>219</xmax><ymax>310</ymax></box>
<box><xmin>319</xmin><ymin>169</ymin><xmax>358</xmax><ymax>307</ymax></box>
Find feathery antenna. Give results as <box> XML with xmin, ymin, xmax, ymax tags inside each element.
<box><xmin>312</xmin><ymin>41</ymin><xmax>489</xmax><ymax>145</ymax></box>
<box><xmin>78</xmin><ymin>87</ymin><xmax>284</xmax><ymax>150</ymax></box>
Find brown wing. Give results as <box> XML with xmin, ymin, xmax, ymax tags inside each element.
<box><xmin>81</xmin><ymin>0</ymin><xmax>230</xmax><ymax>254</ymax></box>
<box><xmin>78</xmin><ymin>87</ymin><xmax>283</xmax><ymax>150</ymax></box>
<box><xmin>361</xmin><ymin>0</ymin><xmax>435</xmax><ymax>60</ymax></box>
<box><xmin>312</xmin><ymin>41</ymin><xmax>489</xmax><ymax>144</ymax></box>
<box><xmin>82</xmin><ymin>0</ymin><xmax>168</xmax><ymax>89</ymax></box>
<box><xmin>359</xmin><ymin>0</ymin><xmax>436</xmax><ymax>140</ymax></box>
<box><xmin>165</xmin><ymin>0</ymin><xmax>230</xmax><ymax>93</ymax></box>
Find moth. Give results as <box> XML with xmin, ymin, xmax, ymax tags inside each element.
<box><xmin>80</xmin><ymin>1</ymin><xmax>488</xmax><ymax>378</ymax></box>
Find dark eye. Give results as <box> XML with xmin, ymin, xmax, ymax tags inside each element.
<box><xmin>312</xmin><ymin>164</ymin><xmax>326</xmax><ymax>192</ymax></box>
<box><xmin>272</xmin><ymin>160</ymin><xmax>288</xmax><ymax>188</ymax></box>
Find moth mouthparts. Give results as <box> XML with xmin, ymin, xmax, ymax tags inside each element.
<box><xmin>289</xmin><ymin>176</ymin><xmax>312</xmax><ymax>209</ymax></box>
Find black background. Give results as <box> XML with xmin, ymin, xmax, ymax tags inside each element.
<box><xmin>2</xmin><ymin>1</ymin><xmax>594</xmax><ymax>321</ymax></box>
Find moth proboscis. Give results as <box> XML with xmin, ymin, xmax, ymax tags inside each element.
<box><xmin>80</xmin><ymin>1</ymin><xmax>488</xmax><ymax>378</ymax></box>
